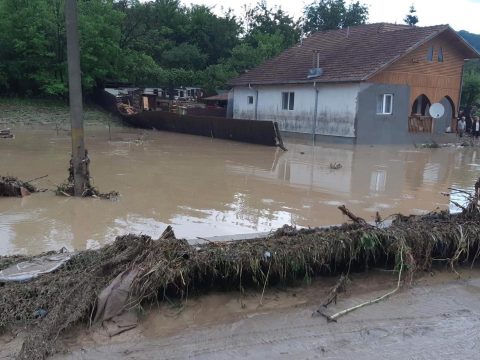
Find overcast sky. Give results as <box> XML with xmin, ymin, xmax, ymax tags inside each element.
<box><xmin>181</xmin><ymin>0</ymin><xmax>480</xmax><ymax>34</ymax></box>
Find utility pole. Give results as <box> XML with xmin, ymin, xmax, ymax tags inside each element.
<box><xmin>65</xmin><ymin>0</ymin><xmax>88</xmax><ymax>196</ymax></box>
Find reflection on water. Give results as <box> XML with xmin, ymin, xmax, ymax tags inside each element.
<box><xmin>0</xmin><ymin>127</ymin><xmax>479</xmax><ymax>255</ymax></box>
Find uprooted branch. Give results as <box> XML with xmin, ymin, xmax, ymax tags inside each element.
<box><xmin>338</xmin><ymin>205</ymin><xmax>369</xmax><ymax>225</ymax></box>
<box><xmin>0</xmin><ymin>176</ymin><xmax>37</xmax><ymax>197</ymax></box>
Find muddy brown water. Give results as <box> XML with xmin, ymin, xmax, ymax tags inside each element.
<box><xmin>0</xmin><ymin>125</ymin><xmax>478</xmax><ymax>255</ymax></box>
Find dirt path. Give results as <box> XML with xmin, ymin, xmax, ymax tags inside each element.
<box><xmin>40</xmin><ymin>270</ymin><xmax>479</xmax><ymax>360</ymax></box>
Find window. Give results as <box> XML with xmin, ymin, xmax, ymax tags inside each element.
<box><xmin>281</xmin><ymin>92</ymin><xmax>295</xmax><ymax>110</ymax></box>
<box><xmin>247</xmin><ymin>96</ymin><xmax>254</xmax><ymax>104</ymax></box>
<box><xmin>427</xmin><ymin>46</ymin><xmax>434</xmax><ymax>62</ymax></box>
<box><xmin>376</xmin><ymin>94</ymin><xmax>393</xmax><ymax>115</ymax></box>
<box><xmin>438</xmin><ymin>47</ymin><xmax>444</xmax><ymax>62</ymax></box>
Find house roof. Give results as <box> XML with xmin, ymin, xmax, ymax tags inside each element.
<box><xmin>229</xmin><ymin>23</ymin><xmax>480</xmax><ymax>86</ymax></box>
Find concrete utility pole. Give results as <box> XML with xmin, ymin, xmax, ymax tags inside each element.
<box><xmin>65</xmin><ymin>0</ymin><xmax>88</xmax><ymax>196</ymax></box>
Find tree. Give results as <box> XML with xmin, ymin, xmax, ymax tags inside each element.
<box><xmin>226</xmin><ymin>32</ymin><xmax>286</xmax><ymax>74</ymax></box>
<box><xmin>461</xmin><ymin>70</ymin><xmax>480</xmax><ymax>108</ymax></box>
<box><xmin>243</xmin><ymin>1</ymin><xmax>300</xmax><ymax>50</ymax></box>
<box><xmin>404</xmin><ymin>5</ymin><xmax>418</xmax><ymax>26</ymax></box>
<box><xmin>161</xmin><ymin>43</ymin><xmax>207</xmax><ymax>70</ymax></box>
<box><xmin>303</xmin><ymin>0</ymin><xmax>369</xmax><ymax>34</ymax></box>
<box><xmin>0</xmin><ymin>0</ymin><xmax>304</xmax><ymax>97</ymax></box>
<box><xmin>186</xmin><ymin>6</ymin><xmax>241</xmax><ymax>66</ymax></box>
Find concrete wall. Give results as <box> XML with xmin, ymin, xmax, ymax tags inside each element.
<box><xmin>433</xmin><ymin>97</ymin><xmax>454</xmax><ymax>134</ymax></box>
<box><xmin>232</xmin><ymin>87</ymin><xmax>257</xmax><ymax>120</ymax></box>
<box><xmin>356</xmin><ymin>83</ymin><xmax>410</xmax><ymax>144</ymax></box>
<box><xmin>232</xmin><ymin>83</ymin><xmax>359</xmax><ymax>138</ymax></box>
<box><xmin>315</xmin><ymin>83</ymin><xmax>359</xmax><ymax>137</ymax></box>
<box><xmin>356</xmin><ymin>83</ymin><xmax>456</xmax><ymax>144</ymax></box>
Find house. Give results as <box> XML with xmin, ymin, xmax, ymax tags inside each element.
<box><xmin>229</xmin><ymin>23</ymin><xmax>480</xmax><ymax>144</ymax></box>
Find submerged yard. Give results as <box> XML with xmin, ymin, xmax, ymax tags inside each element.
<box><xmin>1</xmin><ymin>100</ymin><xmax>480</xmax><ymax>360</ymax></box>
<box><xmin>0</xmin><ymin>99</ymin><xmax>479</xmax><ymax>255</ymax></box>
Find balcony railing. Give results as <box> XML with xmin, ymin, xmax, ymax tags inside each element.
<box><xmin>408</xmin><ymin>115</ymin><xmax>433</xmax><ymax>133</ymax></box>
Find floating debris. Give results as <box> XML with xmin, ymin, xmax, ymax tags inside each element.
<box><xmin>0</xmin><ymin>176</ymin><xmax>37</xmax><ymax>197</ymax></box>
<box><xmin>329</xmin><ymin>162</ymin><xmax>342</xmax><ymax>170</ymax></box>
<box><xmin>55</xmin><ymin>151</ymin><xmax>119</xmax><ymax>200</ymax></box>
<box><xmin>0</xmin><ymin>128</ymin><xmax>13</xmax><ymax>139</ymax></box>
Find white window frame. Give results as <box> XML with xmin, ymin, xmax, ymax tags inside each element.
<box><xmin>281</xmin><ymin>91</ymin><xmax>295</xmax><ymax>111</ymax></box>
<box><xmin>247</xmin><ymin>96</ymin><xmax>254</xmax><ymax>105</ymax></box>
<box><xmin>377</xmin><ymin>94</ymin><xmax>393</xmax><ymax>115</ymax></box>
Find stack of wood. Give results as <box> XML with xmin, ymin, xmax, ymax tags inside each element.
<box><xmin>0</xmin><ymin>128</ymin><xmax>13</xmax><ymax>139</ymax></box>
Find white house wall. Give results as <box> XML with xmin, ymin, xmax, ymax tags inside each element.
<box><xmin>232</xmin><ymin>83</ymin><xmax>359</xmax><ymax>138</ymax></box>
<box><xmin>315</xmin><ymin>83</ymin><xmax>359</xmax><ymax>137</ymax></box>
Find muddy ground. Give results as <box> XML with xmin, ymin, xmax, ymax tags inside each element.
<box><xmin>2</xmin><ymin>269</ymin><xmax>479</xmax><ymax>359</ymax></box>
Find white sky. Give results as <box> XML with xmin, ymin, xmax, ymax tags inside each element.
<box><xmin>181</xmin><ymin>0</ymin><xmax>480</xmax><ymax>34</ymax></box>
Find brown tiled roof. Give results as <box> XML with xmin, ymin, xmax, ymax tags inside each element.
<box><xmin>229</xmin><ymin>23</ymin><xmax>478</xmax><ymax>86</ymax></box>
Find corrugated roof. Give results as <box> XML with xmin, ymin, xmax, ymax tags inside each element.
<box><xmin>229</xmin><ymin>23</ymin><xmax>479</xmax><ymax>86</ymax></box>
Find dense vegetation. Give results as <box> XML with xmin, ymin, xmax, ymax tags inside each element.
<box><xmin>0</xmin><ymin>0</ymin><xmax>369</xmax><ymax>98</ymax></box>
<box><xmin>459</xmin><ymin>31</ymin><xmax>480</xmax><ymax>109</ymax></box>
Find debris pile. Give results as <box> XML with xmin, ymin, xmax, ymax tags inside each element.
<box><xmin>117</xmin><ymin>103</ymin><xmax>137</xmax><ymax>115</ymax></box>
<box><xmin>0</xmin><ymin>128</ymin><xmax>13</xmax><ymax>139</ymax></box>
<box><xmin>0</xmin><ymin>176</ymin><xmax>37</xmax><ymax>197</ymax></box>
<box><xmin>2</xmin><ymin>179</ymin><xmax>480</xmax><ymax>359</ymax></box>
<box><xmin>1</xmin><ymin>202</ymin><xmax>480</xmax><ymax>359</ymax></box>
<box><xmin>55</xmin><ymin>152</ymin><xmax>118</xmax><ymax>199</ymax></box>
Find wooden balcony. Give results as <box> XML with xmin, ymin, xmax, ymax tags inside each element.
<box><xmin>408</xmin><ymin>115</ymin><xmax>433</xmax><ymax>133</ymax></box>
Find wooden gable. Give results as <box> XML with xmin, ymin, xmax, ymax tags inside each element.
<box><xmin>369</xmin><ymin>30</ymin><xmax>471</xmax><ymax>110</ymax></box>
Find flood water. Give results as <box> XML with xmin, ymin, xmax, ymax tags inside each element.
<box><xmin>0</xmin><ymin>125</ymin><xmax>478</xmax><ymax>255</ymax></box>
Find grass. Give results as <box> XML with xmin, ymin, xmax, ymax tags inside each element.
<box><xmin>0</xmin><ymin>97</ymin><xmax>113</xmax><ymax>126</ymax></box>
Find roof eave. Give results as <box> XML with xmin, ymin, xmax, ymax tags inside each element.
<box><xmin>229</xmin><ymin>78</ymin><xmax>364</xmax><ymax>87</ymax></box>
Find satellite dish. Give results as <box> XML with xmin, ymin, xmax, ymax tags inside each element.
<box><xmin>429</xmin><ymin>103</ymin><xmax>445</xmax><ymax>119</ymax></box>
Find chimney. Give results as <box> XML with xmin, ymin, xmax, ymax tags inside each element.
<box><xmin>312</xmin><ymin>50</ymin><xmax>320</xmax><ymax>68</ymax></box>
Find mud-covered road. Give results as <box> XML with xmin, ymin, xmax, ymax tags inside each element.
<box><xmin>47</xmin><ymin>270</ymin><xmax>480</xmax><ymax>359</ymax></box>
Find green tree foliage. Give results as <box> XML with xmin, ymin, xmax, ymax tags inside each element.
<box><xmin>0</xmin><ymin>0</ymin><xmax>138</xmax><ymax>96</ymax></box>
<box><xmin>303</xmin><ymin>0</ymin><xmax>369</xmax><ymax>34</ymax></box>
<box><xmin>458</xmin><ymin>35</ymin><xmax>480</xmax><ymax>109</ymax></box>
<box><xmin>404</xmin><ymin>5</ymin><xmax>419</xmax><ymax>26</ymax></box>
<box><xmin>0</xmin><ymin>0</ymin><xmax>66</xmax><ymax>96</ymax></box>
<box><xmin>243</xmin><ymin>1</ymin><xmax>300</xmax><ymax>50</ymax></box>
<box><xmin>462</xmin><ymin>68</ymin><xmax>480</xmax><ymax>108</ymax></box>
<box><xmin>1</xmin><ymin>0</ymin><xmax>375</xmax><ymax>97</ymax></box>
<box><xmin>210</xmin><ymin>1</ymin><xmax>300</xmax><ymax>90</ymax></box>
